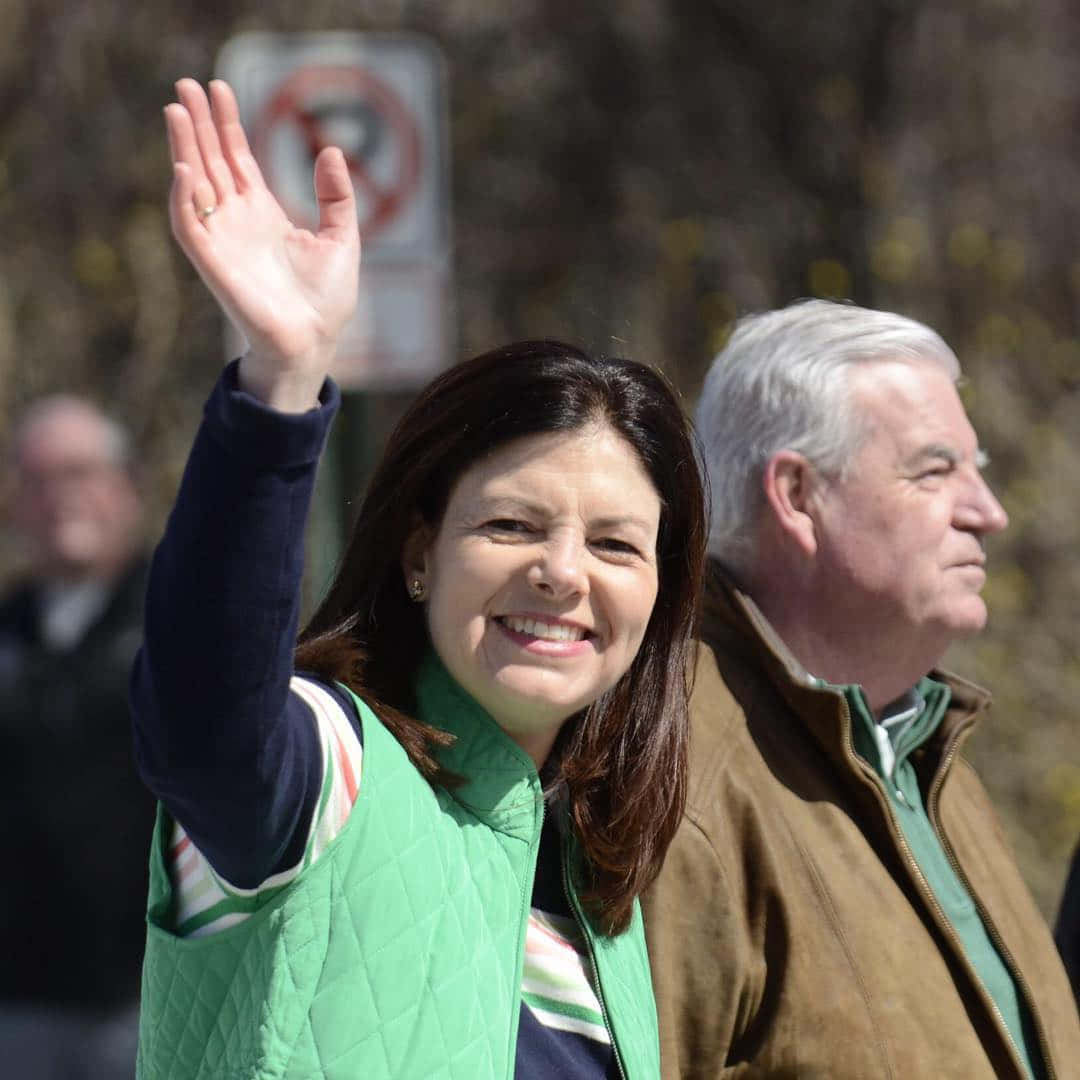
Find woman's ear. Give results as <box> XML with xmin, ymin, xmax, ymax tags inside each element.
<box><xmin>400</xmin><ymin>515</ymin><xmax>433</xmax><ymax>595</ymax></box>
<box><xmin>762</xmin><ymin>451</ymin><xmax>821</xmax><ymax>558</ymax></box>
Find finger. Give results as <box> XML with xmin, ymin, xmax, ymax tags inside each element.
<box><xmin>168</xmin><ymin>161</ymin><xmax>205</xmax><ymax>253</ymax></box>
<box><xmin>164</xmin><ymin>102</ymin><xmax>202</xmax><ymax>173</ymax></box>
<box><xmin>208</xmin><ymin>79</ymin><xmax>267</xmax><ymax>194</ymax></box>
<box><xmin>313</xmin><ymin>146</ymin><xmax>359</xmax><ymax>246</ymax></box>
<box><xmin>163</xmin><ymin>102</ymin><xmax>188</xmax><ymax>166</ymax></box>
<box><xmin>164</xmin><ymin>103</ymin><xmax>218</xmax><ymax>228</ymax></box>
<box><xmin>169</xmin><ymin>161</ymin><xmax>227</xmax><ymax>301</ymax></box>
<box><xmin>175</xmin><ymin>78</ymin><xmax>236</xmax><ymax>203</ymax></box>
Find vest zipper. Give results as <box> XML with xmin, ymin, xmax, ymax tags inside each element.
<box><xmin>839</xmin><ymin>700</ymin><xmax>1033</xmax><ymax>1080</ymax></box>
<box><xmin>560</xmin><ymin>837</ymin><xmax>628</xmax><ymax>1080</ymax></box>
<box><xmin>926</xmin><ymin>727</ymin><xmax>1056</xmax><ymax>1080</ymax></box>
<box><xmin>511</xmin><ymin>796</ymin><xmax>545</xmax><ymax>1080</ymax></box>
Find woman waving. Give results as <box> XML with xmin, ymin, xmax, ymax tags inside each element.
<box><xmin>133</xmin><ymin>78</ymin><xmax>706</xmax><ymax>1080</ymax></box>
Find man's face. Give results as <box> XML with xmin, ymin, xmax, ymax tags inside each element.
<box><xmin>811</xmin><ymin>358</ymin><xmax>1008</xmax><ymax>650</ymax></box>
<box><xmin>13</xmin><ymin>404</ymin><xmax>140</xmax><ymax>580</ymax></box>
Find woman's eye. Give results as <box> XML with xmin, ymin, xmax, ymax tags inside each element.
<box><xmin>486</xmin><ymin>518</ymin><xmax>534</xmax><ymax>534</ymax></box>
<box><xmin>593</xmin><ymin>537</ymin><xmax>641</xmax><ymax>556</ymax></box>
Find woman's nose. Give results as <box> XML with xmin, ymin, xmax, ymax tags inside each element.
<box><xmin>528</xmin><ymin>532</ymin><xmax>589</xmax><ymax>599</ymax></box>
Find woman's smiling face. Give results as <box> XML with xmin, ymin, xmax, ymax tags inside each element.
<box><xmin>405</xmin><ymin>422</ymin><xmax>662</xmax><ymax>767</ymax></box>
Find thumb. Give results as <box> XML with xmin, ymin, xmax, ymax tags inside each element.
<box><xmin>313</xmin><ymin>146</ymin><xmax>358</xmax><ymax>245</ymax></box>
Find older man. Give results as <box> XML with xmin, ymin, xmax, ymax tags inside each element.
<box><xmin>643</xmin><ymin>301</ymin><xmax>1080</xmax><ymax>1078</ymax></box>
<box><xmin>0</xmin><ymin>396</ymin><xmax>153</xmax><ymax>1077</ymax></box>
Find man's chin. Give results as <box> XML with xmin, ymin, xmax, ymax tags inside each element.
<box><xmin>942</xmin><ymin>599</ymin><xmax>989</xmax><ymax>639</ymax></box>
<box><xmin>42</xmin><ymin>545</ymin><xmax>110</xmax><ymax>581</ymax></box>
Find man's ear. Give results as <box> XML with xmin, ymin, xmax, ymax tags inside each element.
<box><xmin>400</xmin><ymin>515</ymin><xmax>433</xmax><ymax>589</ymax></box>
<box><xmin>762</xmin><ymin>451</ymin><xmax>821</xmax><ymax>557</ymax></box>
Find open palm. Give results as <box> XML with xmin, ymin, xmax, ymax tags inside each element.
<box><xmin>166</xmin><ymin>79</ymin><xmax>360</xmax><ymax>408</ymax></box>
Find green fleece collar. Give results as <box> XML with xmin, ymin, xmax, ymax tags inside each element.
<box><xmin>415</xmin><ymin>650</ymin><xmax>544</xmax><ymax>842</ymax></box>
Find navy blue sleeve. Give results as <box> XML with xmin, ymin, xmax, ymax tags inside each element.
<box><xmin>131</xmin><ymin>360</ymin><xmax>345</xmax><ymax>887</ymax></box>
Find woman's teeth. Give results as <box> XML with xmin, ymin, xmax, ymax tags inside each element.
<box><xmin>501</xmin><ymin>616</ymin><xmax>586</xmax><ymax>641</ymax></box>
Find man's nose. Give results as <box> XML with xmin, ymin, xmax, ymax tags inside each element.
<box><xmin>959</xmin><ymin>471</ymin><xmax>1009</xmax><ymax>535</ymax></box>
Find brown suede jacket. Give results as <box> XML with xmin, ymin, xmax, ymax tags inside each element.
<box><xmin>642</xmin><ymin>567</ymin><xmax>1080</xmax><ymax>1078</ymax></box>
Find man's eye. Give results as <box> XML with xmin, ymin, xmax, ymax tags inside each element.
<box><xmin>918</xmin><ymin>465</ymin><xmax>953</xmax><ymax>479</ymax></box>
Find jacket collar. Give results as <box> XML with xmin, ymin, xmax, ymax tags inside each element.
<box><xmin>701</xmin><ymin>559</ymin><xmax>992</xmax><ymax>766</ymax></box>
<box><xmin>414</xmin><ymin>650</ymin><xmax>544</xmax><ymax>842</ymax></box>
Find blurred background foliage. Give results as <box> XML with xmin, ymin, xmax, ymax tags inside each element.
<box><xmin>0</xmin><ymin>0</ymin><xmax>1077</xmax><ymax>917</ymax></box>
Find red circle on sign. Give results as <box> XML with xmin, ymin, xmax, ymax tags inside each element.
<box><xmin>255</xmin><ymin>65</ymin><xmax>423</xmax><ymax>239</ymax></box>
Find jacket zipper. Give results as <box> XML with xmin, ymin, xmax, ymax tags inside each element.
<box><xmin>926</xmin><ymin>728</ymin><xmax>1056</xmax><ymax>1080</ymax></box>
<box><xmin>510</xmin><ymin>796</ymin><xmax>545</xmax><ymax>1080</ymax></box>
<box><xmin>560</xmin><ymin>837</ymin><xmax>628</xmax><ymax>1080</ymax></box>
<box><xmin>838</xmin><ymin>700</ymin><xmax>1034</xmax><ymax>1080</ymax></box>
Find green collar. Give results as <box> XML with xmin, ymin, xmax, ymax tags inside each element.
<box><xmin>836</xmin><ymin>676</ymin><xmax>951</xmax><ymax>780</ymax></box>
<box><xmin>414</xmin><ymin>650</ymin><xmax>543</xmax><ymax>841</ymax></box>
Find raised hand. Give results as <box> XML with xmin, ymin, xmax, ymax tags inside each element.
<box><xmin>165</xmin><ymin>78</ymin><xmax>360</xmax><ymax>412</ymax></box>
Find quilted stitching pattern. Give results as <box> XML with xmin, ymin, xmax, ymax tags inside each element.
<box><xmin>137</xmin><ymin>654</ymin><xmax>660</xmax><ymax>1079</ymax></box>
<box><xmin>139</xmin><ymin>694</ymin><xmax>541</xmax><ymax>1080</ymax></box>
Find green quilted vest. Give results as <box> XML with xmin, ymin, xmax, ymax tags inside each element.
<box><xmin>137</xmin><ymin>654</ymin><xmax>660</xmax><ymax>1079</ymax></box>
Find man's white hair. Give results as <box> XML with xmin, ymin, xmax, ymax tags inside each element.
<box><xmin>695</xmin><ymin>299</ymin><xmax>960</xmax><ymax>575</ymax></box>
<box><xmin>12</xmin><ymin>395</ymin><xmax>132</xmax><ymax>470</ymax></box>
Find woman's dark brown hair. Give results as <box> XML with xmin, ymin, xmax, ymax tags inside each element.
<box><xmin>296</xmin><ymin>340</ymin><xmax>706</xmax><ymax>934</ymax></box>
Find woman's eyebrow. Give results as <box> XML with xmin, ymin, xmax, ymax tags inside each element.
<box><xmin>468</xmin><ymin>495</ymin><xmax>550</xmax><ymax>517</ymax></box>
<box><xmin>589</xmin><ymin>514</ymin><xmax>656</xmax><ymax>533</ymax></box>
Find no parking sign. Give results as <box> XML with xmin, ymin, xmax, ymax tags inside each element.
<box><xmin>216</xmin><ymin>32</ymin><xmax>451</xmax><ymax>388</ymax></box>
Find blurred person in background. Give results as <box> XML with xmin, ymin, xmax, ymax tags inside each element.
<box><xmin>643</xmin><ymin>300</ymin><xmax>1080</xmax><ymax>1078</ymax></box>
<box><xmin>0</xmin><ymin>395</ymin><xmax>153</xmax><ymax>1077</ymax></box>
<box><xmin>1055</xmin><ymin>842</ymin><xmax>1079</xmax><ymax>1001</ymax></box>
